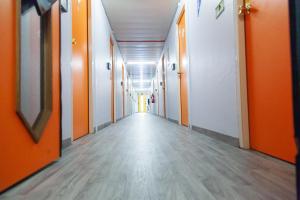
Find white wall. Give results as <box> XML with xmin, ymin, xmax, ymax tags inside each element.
<box><xmin>60</xmin><ymin>0</ymin><xmax>73</xmax><ymax>140</ymax></box>
<box><xmin>156</xmin><ymin>62</ymin><xmax>162</xmax><ymax>116</ymax></box>
<box><xmin>125</xmin><ymin>76</ymin><xmax>130</xmax><ymax>116</ymax></box>
<box><xmin>132</xmin><ymin>92</ymin><xmax>138</xmax><ymax>113</ymax></box>
<box><xmin>60</xmin><ymin>0</ymin><xmax>132</xmax><ymax>143</ymax></box>
<box><xmin>125</xmin><ymin>77</ymin><xmax>135</xmax><ymax>116</ymax></box>
<box><xmin>92</xmin><ymin>0</ymin><xmax>125</xmax><ymax>126</ymax></box>
<box><xmin>187</xmin><ymin>0</ymin><xmax>239</xmax><ymax>138</ymax></box>
<box><xmin>161</xmin><ymin>0</ymin><xmax>240</xmax><ymax>138</ymax></box>
<box><xmin>149</xmin><ymin>80</ymin><xmax>157</xmax><ymax>114</ymax></box>
<box><xmin>157</xmin><ymin>61</ymin><xmax>164</xmax><ymax>117</ymax></box>
<box><xmin>152</xmin><ymin>75</ymin><xmax>159</xmax><ymax>115</ymax></box>
<box><xmin>162</xmin><ymin>14</ymin><xmax>180</xmax><ymax>122</ymax></box>
<box><xmin>115</xmin><ymin>50</ymin><xmax>124</xmax><ymax>120</ymax></box>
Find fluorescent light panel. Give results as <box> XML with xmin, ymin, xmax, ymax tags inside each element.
<box><xmin>127</xmin><ymin>61</ymin><xmax>156</xmax><ymax>65</ymax></box>
<box><xmin>134</xmin><ymin>88</ymin><xmax>152</xmax><ymax>91</ymax></box>
<box><xmin>132</xmin><ymin>80</ymin><xmax>152</xmax><ymax>83</ymax></box>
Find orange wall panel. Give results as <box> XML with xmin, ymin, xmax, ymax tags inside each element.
<box><xmin>178</xmin><ymin>11</ymin><xmax>189</xmax><ymax>127</ymax></box>
<box><xmin>246</xmin><ymin>0</ymin><xmax>296</xmax><ymax>163</ymax></box>
<box><xmin>0</xmin><ymin>1</ymin><xmax>60</xmax><ymax>192</ymax></box>
<box><xmin>72</xmin><ymin>0</ymin><xmax>89</xmax><ymax>140</ymax></box>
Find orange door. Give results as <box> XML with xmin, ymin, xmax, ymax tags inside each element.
<box><xmin>162</xmin><ymin>55</ymin><xmax>166</xmax><ymax>118</ymax></box>
<box><xmin>0</xmin><ymin>2</ymin><xmax>60</xmax><ymax>192</ymax></box>
<box><xmin>72</xmin><ymin>0</ymin><xmax>89</xmax><ymax>140</ymax></box>
<box><xmin>122</xmin><ymin>64</ymin><xmax>125</xmax><ymax>117</ymax></box>
<box><xmin>110</xmin><ymin>38</ymin><xmax>115</xmax><ymax>122</ymax></box>
<box><xmin>178</xmin><ymin>10</ymin><xmax>189</xmax><ymax>126</ymax></box>
<box><xmin>245</xmin><ymin>0</ymin><xmax>296</xmax><ymax>162</ymax></box>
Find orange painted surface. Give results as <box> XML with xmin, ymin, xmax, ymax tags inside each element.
<box><xmin>0</xmin><ymin>2</ymin><xmax>60</xmax><ymax>192</ymax></box>
<box><xmin>122</xmin><ymin>64</ymin><xmax>125</xmax><ymax>117</ymax></box>
<box><xmin>162</xmin><ymin>55</ymin><xmax>166</xmax><ymax>118</ymax></box>
<box><xmin>110</xmin><ymin>39</ymin><xmax>115</xmax><ymax>122</ymax></box>
<box><xmin>156</xmin><ymin>70</ymin><xmax>160</xmax><ymax>115</ymax></box>
<box><xmin>245</xmin><ymin>0</ymin><xmax>296</xmax><ymax>163</ymax></box>
<box><xmin>178</xmin><ymin>11</ymin><xmax>189</xmax><ymax>127</ymax></box>
<box><xmin>72</xmin><ymin>0</ymin><xmax>89</xmax><ymax>140</ymax></box>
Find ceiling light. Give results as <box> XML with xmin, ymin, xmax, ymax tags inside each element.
<box><xmin>134</xmin><ymin>88</ymin><xmax>152</xmax><ymax>92</ymax></box>
<box><xmin>132</xmin><ymin>80</ymin><xmax>152</xmax><ymax>83</ymax></box>
<box><xmin>127</xmin><ymin>61</ymin><xmax>156</xmax><ymax>65</ymax></box>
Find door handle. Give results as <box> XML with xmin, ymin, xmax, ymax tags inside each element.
<box><xmin>245</xmin><ymin>2</ymin><xmax>252</xmax><ymax>14</ymax></box>
<box><xmin>177</xmin><ymin>72</ymin><xmax>183</xmax><ymax>79</ymax></box>
<box><xmin>72</xmin><ymin>38</ymin><xmax>77</xmax><ymax>45</ymax></box>
<box><xmin>238</xmin><ymin>5</ymin><xmax>245</xmax><ymax>15</ymax></box>
<box><xmin>238</xmin><ymin>1</ymin><xmax>252</xmax><ymax>16</ymax></box>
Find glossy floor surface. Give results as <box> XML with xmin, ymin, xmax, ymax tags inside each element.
<box><xmin>0</xmin><ymin>114</ymin><xmax>296</xmax><ymax>200</ymax></box>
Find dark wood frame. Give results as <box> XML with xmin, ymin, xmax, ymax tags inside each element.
<box><xmin>289</xmin><ymin>0</ymin><xmax>300</xmax><ymax>199</ymax></box>
<box><xmin>16</xmin><ymin>0</ymin><xmax>53</xmax><ymax>143</ymax></box>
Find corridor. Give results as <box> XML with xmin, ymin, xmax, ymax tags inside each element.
<box><xmin>0</xmin><ymin>114</ymin><xmax>296</xmax><ymax>200</ymax></box>
<box><xmin>1</xmin><ymin>0</ymin><xmax>300</xmax><ymax>199</ymax></box>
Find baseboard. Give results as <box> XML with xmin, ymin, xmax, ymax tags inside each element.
<box><xmin>192</xmin><ymin>126</ymin><xmax>240</xmax><ymax>147</ymax></box>
<box><xmin>96</xmin><ymin>122</ymin><xmax>112</xmax><ymax>132</ymax></box>
<box><xmin>116</xmin><ymin>118</ymin><xmax>122</xmax><ymax>122</ymax></box>
<box><xmin>62</xmin><ymin>138</ymin><xmax>72</xmax><ymax>149</ymax></box>
<box><xmin>116</xmin><ymin>114</ymin><xmax>132</xmax><ymax>122</ymax></box>
<box><xmin>116</xmin><ymin>116</ymin><xmax>126</xmax><ymax>122</ymax></box>
<box><xmin>167</xmin><ymin>118</ymin><xmax>179</xmax><ymax>124</ymax></box>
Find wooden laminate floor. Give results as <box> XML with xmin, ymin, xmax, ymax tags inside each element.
<box><xmin>0</xmin><ymin>113</ymin><xmax>296</xmax><ymax>200</ymax></box>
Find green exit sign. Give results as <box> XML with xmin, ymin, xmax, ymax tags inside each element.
<box><xmin>216</xmin><ymin>0</ymin><xmax>225</xmax><ymax>19</ymax></box>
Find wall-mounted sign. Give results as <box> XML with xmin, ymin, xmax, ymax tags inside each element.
<box><xmin>216</xmin><ymin>0</ymin><xmax>225</xmax><ymax>19</ymax></box>
<box><xmin>197</xmin><ymin>0</ymin><xmax>201</xmax><ymax>17</ymax></box>
<box><xmin>171</xmin><ymin>63</ymin><xmax>176</xmax><ymax>71</ymax></box>
<box><xmin>106</xmin><ymin>62</ymin><xmax>111</xmax><ymax>70</ymax></box>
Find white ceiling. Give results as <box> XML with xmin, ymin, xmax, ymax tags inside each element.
<box><xmin>101</xmin><ymin>0</ymin><xmax>179</xmax><ymax>88</ymax></box>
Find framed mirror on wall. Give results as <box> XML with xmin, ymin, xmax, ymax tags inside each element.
<box><xmin>16</xmin><ymin>0</ymin><xmax>56</xmax><ymax>143</ymax></box>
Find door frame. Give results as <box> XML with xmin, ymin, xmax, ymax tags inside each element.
<box><xmin>87</xmin><ymin>0</ymin><xmax>94</xmax><ymax>134</ymax></box>
<box><xmin>110</xmin><ymin>37</ymin><xmax>116</xmax><ymax>123</ymax></box>
<box><xmin>234</xmin><ymin>0</ymin><xmax>250</xmax><ymax>149</ymax></box>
